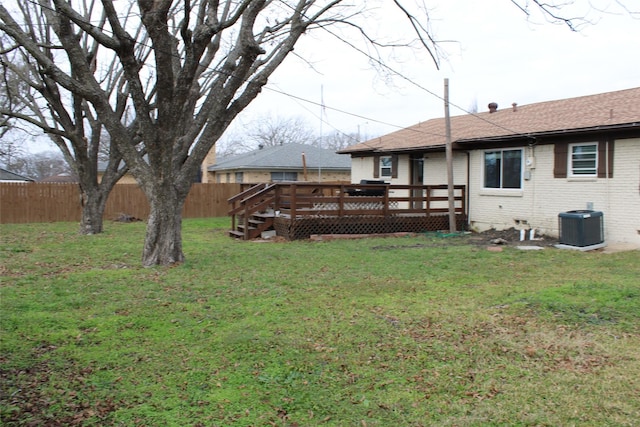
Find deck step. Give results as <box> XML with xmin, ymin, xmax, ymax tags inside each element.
<box><xmin>237</xmin><ymin>224</ymin><xmax>256</xmax><ymax>231</ymax></box>
<box><xmin>253</xmin><ymin>212</ymin><xmax>276</xmax><ymax>219</ymax></box>
<box><xmin>228</xmin><ymin>230</ymin><xmax>245</xmax><ymax>238</ymax></box>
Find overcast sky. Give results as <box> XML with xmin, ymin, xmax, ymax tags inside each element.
<box><xmin>24</xmin><ymin>0</ymin><xmax>640</xmax><ymax>153</ymax></box>
<box><xmin>234</xmin><ymin>0</ymin><xmax>640</xmax><ymax>142</ymax></box>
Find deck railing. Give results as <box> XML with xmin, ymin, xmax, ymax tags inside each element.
<box><xmin>229</xmin><ymin>182</ymin><xmax>466</xmax><ymax>227</ymax></box>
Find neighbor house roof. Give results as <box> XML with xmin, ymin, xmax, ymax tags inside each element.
<box><xmin>0</xmin><ymin>167</ymin><xmax>34</xmax><ymax>182</ymax></box>
<box><xmin>340</xmin><ymin>87</ymin><xmax>640</xmax><ymax>154</ymax></box>
<box><xmin>209</xmin><ymin>143</ymin><xmax>351</xmax><ymax>171</ymax></box>
<box><xmin>38</xmin><ymin>172</ymin><xmax>79</xmax><ymax>182</ymax></box>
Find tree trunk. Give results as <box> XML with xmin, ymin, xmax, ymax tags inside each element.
<box><xmin>141</xmin><ymin>187</ymin><xmax>187</xmax><ymax>267</ymax></box>
<box><xmin>78</xmin><ymin>187</ymin><xmax>107</xmax><ymax>235</ymax></box>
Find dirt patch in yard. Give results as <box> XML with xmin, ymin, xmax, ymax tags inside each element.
<box><xmin>466</xmin><ymin>227</ymin><xmax>559</xmax><ymax>248</ymax></box>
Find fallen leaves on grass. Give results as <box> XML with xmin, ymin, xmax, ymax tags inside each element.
<box><xmin>0</xmin><ymin>343</ymin><xmax>125</xmax><ymax>426</ymax></box>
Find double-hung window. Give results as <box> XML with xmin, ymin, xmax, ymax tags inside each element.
<box><xmin>270</xmin><ymin>171</ymin><xmax>297</xmax><ymax>182</ymax></box>
<box><xmin>483</xmin><ymin>148</ymin><xmax>522</xmax><ymax>189</ymax></box>
<box><xmin>379</xmin><ymin>156</ymin><xmax>392</xmax><ymax>178</ymax></box>
<box><xmin>554</xmin><ymin>140</ymin><xmax>613</xmax><ymax>179</ymax></box>
<box><xmin>569</xmin><ymin>143</ymin><xmax>597</xmax><ymax>176</ymax></box>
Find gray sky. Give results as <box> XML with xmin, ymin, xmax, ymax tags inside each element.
<box><xmin>236</xmin><ymin>0</ymin><xmax>640</xmax><ymax>141</ymax></box>
<box><xmin>23</xmin><ymin>0</ymin><xmax>640</xmax><ymax>152</ymax></box>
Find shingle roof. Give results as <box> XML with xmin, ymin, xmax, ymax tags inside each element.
<box><xmin>38</xmin><ymin>172</ymin><xmax>79</xmax><ymax>182</ymax></box>
<box><xmin>0</xmin><ymin>167</ymin><xmax>34</xmax><ymax>181</ymax></box>
<box><xmin>340</xmin><ymin>87</ymin><xmax>640</xmax><ymax>154</ymax></box>
<box><xmin>208</xmin><ymin>143</ymin><xmax>351</xmax><ymax>171</ymax></box>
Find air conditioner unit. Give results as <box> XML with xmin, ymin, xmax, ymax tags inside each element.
<box><xmin>558</xmin><ymin>210</ymin><xmax>604</xmax><ymax>247</ymax></box>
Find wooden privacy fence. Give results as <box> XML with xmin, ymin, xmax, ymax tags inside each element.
<box><xmin>0</xmin><ymin>182</ymin><xmax>243</xmax><ymax>224</ymax></box>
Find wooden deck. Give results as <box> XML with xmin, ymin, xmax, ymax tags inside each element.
<box><xmin>228</xmin><ymin>182</ymin><xmax>466</xmax><ymax>240</ymax></box>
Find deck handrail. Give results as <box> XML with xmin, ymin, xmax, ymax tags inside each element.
<box><xmin>228</xmin><ymin>183</ymin><xmax>277</xmax><ymax>234</ymax></box>
<box><xmin>228</xmin><ymin>182</ymin><xmax>466</xmax><ymax>232</ymax></box>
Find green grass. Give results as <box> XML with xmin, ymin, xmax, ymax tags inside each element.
<box><xmin>1</xmin><ymin>219</ymin><xmax>639</xmax><ymax>426</ymax></box>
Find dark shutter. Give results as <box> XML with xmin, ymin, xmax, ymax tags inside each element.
<box><xmin>608</xmin><ymin>140</ymin><xmax>614</xmax><ymax>178</ymax></box>
<box><xmin>597</xmin><ymin>141</ymin><xmax>606</xmax><ymax>178</ymax></box>
<box><xmin>554</xmin><ymin>142</ymin><xmax>568</xmax><ymax>178</ymax></box>
<box><xmin>373</xmin><ymin>156</ymin><xmax>380</xmax><ymax>178</ymax></box>
<box><xmin>597</xmin><ymin>140</ymin><xmax>614</xmax><ymax>178</ymax></box>
<box><xmin>391</xmin><ymin>155</ymin><xmax>398</xmax><ymax>179</ymax></box>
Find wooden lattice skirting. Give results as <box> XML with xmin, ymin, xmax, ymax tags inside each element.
<box><xmin>274</xmin><ymin>214</ymin><xmax>467</xmax><ymax>240</ymax></box>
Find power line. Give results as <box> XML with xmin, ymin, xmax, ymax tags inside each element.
<box><xmin>7</xmin><ymin>0</ymin><xmax>529</xmax><ymax>144</ymax></box>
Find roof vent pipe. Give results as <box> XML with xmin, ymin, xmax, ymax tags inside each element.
<box><xmin>512</xmin><ymin>102</ymin><xmax>518</xmax><ymax>112</ymax></box>
<box><xmin>488</xmin><ymin>102</ymin><xmax>498</xmax><ymax>113</ymax></box>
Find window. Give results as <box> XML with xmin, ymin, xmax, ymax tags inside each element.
<box><xmin>483</xmin><ymin>149</ymin><xmax>522</xmax><ymax>189</ymax></box>
<box><xmin>380</xmin><ymin>156</ymin><xmax>392</xmax><ymax>178</ymax></box>
<box><xmin>235</xmin><ymin>172</ymin><xmax>244</xmax><ymax>183</ymax></box>
<box><xmin>554</xmin><ymin>141</ymin><xmax>614</xmax><ymax>179</ymax></box>
<box><xmin>373</xmin><ymin>154</ymin><xmax>397</xmax><ymax>179</ymax></box>
<box><xmin>569</xmin><ymin>143</ymin><xmax>597</xmax><ymax>176</ymax></box>
<box><xmin>270</xmin><ymin>171</ymin><xmax>297</xmax><ymax>182</ymax></box>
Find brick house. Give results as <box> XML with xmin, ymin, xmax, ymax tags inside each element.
<box><xmin>207</xmin><ymin>143</ymin><xmax>351</xmax><ymax>184</ymax></box>
<box><xmin>339</xmin><ymin>87</ymin><xmax>640</xmax><ymax>247</ymax></box>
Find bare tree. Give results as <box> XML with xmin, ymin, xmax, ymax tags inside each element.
<box><xmin>0</xmin><ymin>2</ymin><xmax>128</xmax><ymax>234</ymax></box>
<box><xmin>0</xmin><ymin>39</ymin><xmax>29</xmax><ymax>141</ymax></box>
<box><xmin>0</xmin><ymin>0</ymin><xmax>606</xmax><ymax>266</ymax></box>
<box><xmin>238</xmin><ymin>114</ymin><xmax>318</xmax><ymax>151</ymax></box>
<box><xmin>319</xmin><ymin>130</ymin><xmax>360</xmax><ymax>151</ymax></box>
<box><xmin>26</xmin><ymin>151</ymin><xmax>73</xmax><ymax>180</ymax></box>
<box><xmin>3</xmin><ymin>0</ymin><xmax>431</xmax><ymax>266</ymax></box>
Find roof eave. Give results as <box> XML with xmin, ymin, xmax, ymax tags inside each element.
<box><xmin>456</xmin><ymin>122</ymin><xmax>640</xmax><ymax>145</ymax></box>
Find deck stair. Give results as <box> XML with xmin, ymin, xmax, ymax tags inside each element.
<box><xmin>227</xmin><ymin>183</ymin><xmax>278</xmax><ymax>240</ymax></box>
<box><xmin>228</xmin><ymin>211</ymin><xmax>275</xmax><ymax>239</ymax></box>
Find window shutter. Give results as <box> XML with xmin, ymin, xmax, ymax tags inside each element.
<box><xmin>608</xmin><ymin>140</ymin><xmax>614</xmax><ymax>178</ymax></box>
<box><xmin>373</xmin><ymin>156</ymin><xmax>380</xmax><ymax>178</ymax></box>
<box><xmin>598</xmin><ymin>140</ymin><xmax>614</xmax><ymax>178</ymax></box>
<box><xmin>597</xmin><ymin>141</ymin><xmax>606</xmax><ymax>178</ymax></box>
<box><xmin>391</xmin><ymin>155</ymin><xmax>398</xmax><ymax>179</ymax></box>
<box><xmin>554</xmin><ymin>142</ymin><xmax>568</xmax><ymax>178</ymax></box>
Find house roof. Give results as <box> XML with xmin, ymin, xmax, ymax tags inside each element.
<box><xmin>340</xmin><ymin>87</ymin><xmax>640</xmax><ymax>154</ymax></box>
<box><xmin>208</xmin><ymin>143</ymin><xmax>351</xmax><ymax>172</ymax></box>
<box><xmin>38</xmin><ymin>172</ymin><xmax>79</xmax><ymax>182</ymax></box>
<box><xmin>0</xmin><ymin>167</ymin><xmax>34</xmax><ymax>182</ymax></box>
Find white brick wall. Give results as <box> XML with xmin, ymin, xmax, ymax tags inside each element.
<box><xmin>467</xmin><ymin>138</ymin><xmax>640</xmax><ymax>246</ymax></box>
<box><xmin>424</xmin><ymin>152</ymin><xmax>468</xmax><ymax>186</ymax></box>
<box><xmin>350</xmin><ymin>156</ymin><xmax>374</xmax><ymax>183</ymax></box>
<box><xmin>349</xmin><ymin>140</ymin><xmax>639</xmax><ymax>246</ymax></box>
<box><xmin>351</xmin><ymin>152</ymin><xmax>468</xmax><ymax>186</ymax></box>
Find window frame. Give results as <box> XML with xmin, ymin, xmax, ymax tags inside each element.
<box><xmin>379</xmin><ymin>155</ymin><xmax>392</xmax><ymax>178</ymax></box>
<box><xmin>270</xmin><ymin>171</ymin><xmax>298</xmax><ymax>182</ymax></box>
<box><xmin>482</xmin><ymin>148</ymin><xmax>523</xmax><ymax>190</ymax></box>
<box><xmin>568</xmin><ymin>142</ymin><xmax>598</xmax><ymax>177</ymax></box>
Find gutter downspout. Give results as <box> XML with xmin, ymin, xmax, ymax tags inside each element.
<box><xmin>605</xmin><ymin>139</ymin><xmax>610</xmax><ymax>242</ymax></box>
<box><xmin>466</xmin><ymin>151</ymin><xmax>470</xmax><ymax>230</ymax></box>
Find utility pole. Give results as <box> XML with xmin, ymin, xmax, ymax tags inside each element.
<box><xmin>444</xmin><ymin>78</ymin><xmax>456</xmax><ymax>232</ymax></box>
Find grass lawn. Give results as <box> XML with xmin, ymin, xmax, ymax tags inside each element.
<box><xmin>1</xmin><ymin>218</ymin><xmax>639</xmax><ymax>426</ymax></box>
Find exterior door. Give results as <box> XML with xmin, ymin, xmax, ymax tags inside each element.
<box><xmin>410</xmin><ymin>155</ymin><xmax>424</xmax><ymax>209</ymax></box>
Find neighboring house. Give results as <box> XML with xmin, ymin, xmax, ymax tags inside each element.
<box><xmin>207</xmin><ymin>143</ymin><xmax>351</xmax><ymax>184</ymax></box>
<box><xmin>96</xmin><ymin>148</ymin><xmax>215</xmax><ymax>184</ymax></box>
<box><xmin>0</xmin><ymin>168</ymin><xmax>35</xmax><ymax>182</ymax></box>
<box><xmin>97</xmin><ymin>160</ymin><xmax>138</xmax><ymax>184</ymax></box>
<box><xmin>339</xmin><ymin>87</ymin><xmax>640</xmax><ymax>247</ymax></box>
<box><xmin>38</xmin><ymin>172</ymin><xmax>79</xmax><ymax>183</ymax></box>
